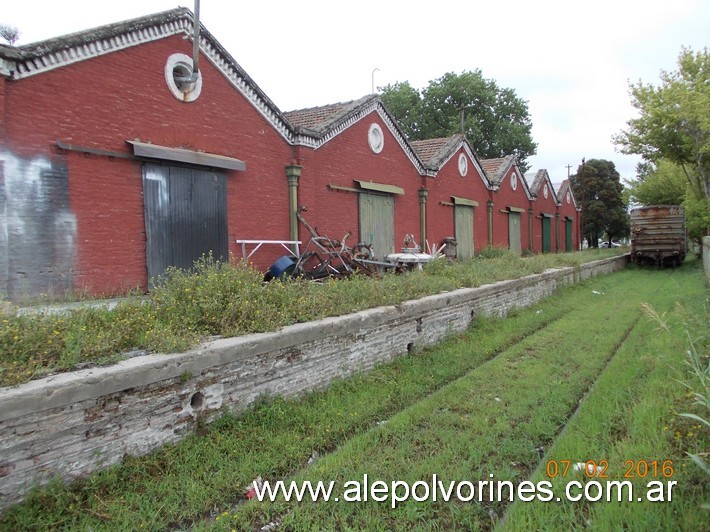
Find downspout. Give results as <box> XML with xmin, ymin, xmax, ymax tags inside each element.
<box><xmin>418</xmin><ymin>189</ymin><xmax>428</xmax><ymax>249</ymax></box>
<box><xmin>528</xmin><ymin>207</ymin><xmax>534</xmax><ymax>251</ymax></box>
<box><xmin>285</xmin><ymin>164</ymin><xmax>302</xmax><ymax>253</ymax></box>
<box><xmin>487</xmin><ymin>199</ymin><xmax>494</xmax><ymax>248</ymax></box>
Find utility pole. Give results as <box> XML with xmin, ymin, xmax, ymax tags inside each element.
<box><xmin>566</xmin><ymin>164</ymin><xmax>572</xmax><ymax>178</ymax></box>
<box><xmin>371</xmin><ymin>67</ymin><xmax>379</xmax><ymax>94</ymax></box>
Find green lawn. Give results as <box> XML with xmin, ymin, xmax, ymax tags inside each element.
<box><xmin>1</xmin><ymin>257</ymin><xmax>706</xmax><ymax>531</ymax></box>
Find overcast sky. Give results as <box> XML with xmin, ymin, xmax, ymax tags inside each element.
<box><xmin>4</xmin><ymin>1</ymin><xmax>709</xmax><ymax>185</ymax></box>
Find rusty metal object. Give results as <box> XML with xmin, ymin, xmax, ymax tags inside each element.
<box><xmin>291</xmin><ymin>208</ymin><xmax>382</xmax><ymax>280</ymax></box>
<box><xmin>630</xmin><ymin>205</ymin><xmax>687</xmax><ymax>267</ymax></box>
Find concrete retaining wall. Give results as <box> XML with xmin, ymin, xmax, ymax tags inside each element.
<box><xmin>0</xmin><ymin>255</ymin><xmax>628</xmax><ymax>510</ymax></box>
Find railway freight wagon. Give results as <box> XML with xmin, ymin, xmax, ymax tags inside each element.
<box><xmin>630</xmin><ymin>205</ymin><xmax>687</xmax><ymax>266</ymax></box>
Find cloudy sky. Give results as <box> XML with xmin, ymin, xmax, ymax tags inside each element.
<box><xmin>4</xmin><ymin>1</ymin><xmax>708</xmax><ymax>185</ymax></box>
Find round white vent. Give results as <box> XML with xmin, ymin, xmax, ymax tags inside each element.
<box><xmin>165</xmin><ymin>53</ymin><xmax>203</xmax><ymax>102</ymax></box>
<box><xmin>543</xmin><ymin>183</ymin><xmax>549</xmax><ymax>199</ymax></box>
<box><xmin>458</xmin><ymin>154</ymin><xmax>468</xmax><ymax>176</ymax></box>
<box><xmin>368</xmin><ymin>123</ymin><xmax>384</xmax><ymax>153</ymax></box>
<box><xmin>511</xmin><ymin>172</ymin><xmax>518</xmax><ymax>191</ymax></box>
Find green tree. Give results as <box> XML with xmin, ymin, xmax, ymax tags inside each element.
<box><xmin>570</xmin><ymin>159</ymin><xmax>629</xmax><ymax>247</ymax></box>
<box><xmin>380</xmin><ymin>70</ymin><xmax>537</xmax><ymax>171</ymax></box>
<box><xmin>625</xmin><ymin>159</ymin><xmax>710</xmax><ymax>255</ymax></box>
<box><xmin>378</xmin><ymin>81</ymin><xmax>423</xmax><ymax>139</ymax></box>
<box><xmin>626</xmin><ymin>160</ymin><xmax>687</xmax><ymax>206</ymax></box>
<box><xmin>614</xmin><ymin>47</ymin><xmax>709</xmax><ymax>208</ymax></box>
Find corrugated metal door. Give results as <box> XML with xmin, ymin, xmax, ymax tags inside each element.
<box><xmin>541</xmin><ymin>216</ymin><xmax>551</xmax><ymax>253</ymax></box>
<box><xmin>508</xmin><ymin>212</ymin><xmax>521</xmax><ymax>252</ymax></box>
<box><xmin>454</xmin><ymin>205</ymin><xmax>474</xmax><ymax>260</ymax></box>
<box><xmin>143</xmin><ymin>164</ymin><xmax>228</xmax><ymax>282</ymax></box>
<box><xmin>359</xmin><ymin>192</ymin><xmax>394</xmax><ymax>260</ymax></box>
<box><xmin>565</xmin><ymin>219</ymin><xmax>573</xmax><ymax>251</ymax></box>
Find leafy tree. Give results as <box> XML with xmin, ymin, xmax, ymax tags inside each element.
<box><xmin>625</xmin><ymin>159</ymin><xmax>710</xmax><ymax>254</ymax></box>
<box><xmin>614</xmin><ymin>47</ymin><xmax>709</xmax><ymax>208</ymax></box>
<box><xmin>626</xmin><ymin>160</ymin><xmax>687</xmax><ymax>206</ymax></box>
<box><xmin>378</xmin><ymin>81</ymin><xmax>423</xmax><ymax>140</ymax></box>
<box><xmin>0</xmin><ymin>24</ymin><xmax>20</xmax><ymax>45</ymax></box>
<box><xmin>570</xmin><ymin>159</ymin><xmax>629</xmax><ymax>247</ymax></box>
<box><xmin>683</xmin><ymin>193</ymin><xmax>710</xmax><ymax>248</ymax></box>
<box><xmin>380</xmin><ymin>70</ymin><xmax>537</xmax><ymax>171</ymax></box>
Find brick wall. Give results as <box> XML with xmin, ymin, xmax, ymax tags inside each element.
<box><xmin>296</xmin><ymin>115</ymin><xmax>423</xmax><ymax>252</ymax></box>
<box><xmin>3</xmin><ymin>35</ymin><xmax>294</xmax><ymax>296</ymax></box>
<box><xmin>0</xmin><ymin>255</ymin><xmax>628</xmax><ymax>510</ymax></box>
<box><xmin>490</xmin><ymin>167</ymin><xmax>532</xmax><ymax>250</ymax></box>
<box><xmin>425</xmin><ymin>149</ymin><xmax>489</xmax><ymax>253</ymax></box>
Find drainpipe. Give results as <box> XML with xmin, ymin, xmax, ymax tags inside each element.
<box><xmin>418</xmin><ymin>189</ymin><xmax>428</xmax><ymax>250</ymax></box>
<box><xmin>528</xmin><ymin>207</ymin><xmax>534</xmax><ymax>251</ymax></box>
<box><xmin>487</xmin><ymin>199</ymin><xmax>494</xmax><ymax>248</ymax></box>
<box><xmin>285</xmin><ymin>164</ymin><xmax>302</xmax><ymax>253</ymax></box>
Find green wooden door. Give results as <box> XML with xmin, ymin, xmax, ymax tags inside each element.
<box><xmin>508</xmin><ymin>212</ymin><xmax>521</xmax><ymax>252</ymax></box>
<box><xmin>541</xmin><ymin>216</ymin><xmax>551</xmax><ymax>253</ymax></box>
<box><xmin>565</xmin><ymin>219</ymin><xmax>573</xmax><ymax>251</ymax></box>
<box><xmin>454</xmin><ymin>205</ymin><xmax>474</xmax><ymax>260</ymax></box>
<box><xmin>359</xmin><ymin>192</ymin><xmax>395</xmax><ymax>260</ymax></box>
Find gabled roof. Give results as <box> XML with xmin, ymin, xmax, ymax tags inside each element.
<box><xmin>528</xmin><ymin>169</ymin><xmax>560</xmax><ymax>205</ymax></box>
<box><xmin>557</xmin><ymin>179</ymin><xmax>581</xmax><ymax>210</ymax></box>
<box><xmin>284</xmin><ymin>95</ymin><xmax>426</xmax><ymax>172</ymax></box>
<box><xmin>410</xmin><ymin>134</ymin><xmax>491</xmax><ymax>187</ymax></box>
<box><xmin>285</xmin><ymin>95</ymin><xmax>377</xmax><ymax>135</ymax></box>
<box><xmin>410</xmin><ymin>136</ymin><xmax>462</xmax><ymax>167</ymax></box>
<box><xmin>480</xmin><ymin>155</ymin><xmax>517</xmax><ymax>185</ymax></box>
<box><xmin>481</xmin><ymin>154</ymin><xmax>533</xmax><ymax>200</ymax></box>
<box><xmin>0</xmin><ymin>8</ymin><xmax>294</xmax><ymax>142</ymax></box>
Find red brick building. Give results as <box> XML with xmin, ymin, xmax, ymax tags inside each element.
<box><xmin>481</xmin><ymin>156</ymin><xmax>534</xmax><ymax>252</ymax></box>
<box><xmin>528</xmin><ymin>170</ymin><xmax>560</xmax><ymax>253</ymax></box>
<box><xmin>411</xmin><ymin>135</ymin><xmax>490</xmax><ymax>258</ymax></box>
<box><xmin>556</xmin><ymin>179</ymin><xmax>582</xmax><ymax>251</ymax></box>
<box><xmin>0</xmin><ymin>8</ymin><xmax>578</xmax><ymax>301</ymax></box>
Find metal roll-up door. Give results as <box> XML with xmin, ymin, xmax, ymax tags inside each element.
<box><xmin>143</xmin><ymin>164</ymin><xmax>228</xmax><ymax>282</ymax></box>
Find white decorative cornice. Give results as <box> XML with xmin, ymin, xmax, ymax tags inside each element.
<box><xmin>11</xmin><ymin>20</ymin><xmax>190</xmax><ymax>79</ymax></box>
<box><xmin>5</xmin><ymin>10</ymin><xmax>296</xmax><ymax>144</ymax></box>
<box><xmin>290</xmin><ymin>99</ymin><xmax>427</xmax><ymax>175</ymax></box>
<box><xmin>461</xmin><ymin>144</ymin><xmax>493</xmax><ymax>190</ymax></box>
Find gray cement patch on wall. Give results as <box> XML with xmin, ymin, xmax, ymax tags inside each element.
<box><xmin>0</xmin><ymin>255</ymin><xmax>628</xmax><ymax>510</ymax></box>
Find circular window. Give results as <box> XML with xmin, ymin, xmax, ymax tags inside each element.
<box><xmin>458</xmin><ymin>154</ymin><xmax>468</xmax><ymax>176</ymax></box>
<box><xmin>511</xmin><ymin>172</ymin><xmax>518</xmax><ymax>191</ymax></box>
<box><xmin>543</xmin><ymin>183</ymin><xmax>549</xmax><ymax>199</ymax></box>
<box><xmin>368</xmin><ymin>123</ymin><xmax>384</xmax><ymax>153</ymax></box>
<box><xmin>566</xmin><ymin>191</ymin><xmax>571</xmax><ymax>204</ymax></box>
<box><xmin>165</xmin><ymin>53</ymin><xmax>203</xmax><ymax>102</ymax></box>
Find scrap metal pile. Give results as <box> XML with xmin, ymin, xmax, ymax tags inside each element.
<box><xmin>264</xmin><ymin>208</ymin><xmax>444</xmax><ymax>282</ymax></box>
<box><xmin>264</xmin><ymin>209</ymin><xmax>384</xmax><ymax>281</ymax></box>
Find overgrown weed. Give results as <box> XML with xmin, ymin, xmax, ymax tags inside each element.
<box><xmin>0</xmin><ymin>249</ymin><xmax>620</xmax><ymax>387</ymax></box>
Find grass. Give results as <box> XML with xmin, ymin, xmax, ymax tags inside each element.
<box><xmin>0</xmin><ymin>248</ymin><xmax>620</xmax><ymax>387</ymax></box>
<box><xmin>2</xmin><ymin>256</ymin><xmax>705</xmax><ymax>531</ymax></box>
<box><xmin>499</xmin><ymin>264</ymin><xmax>708</xmax><ymax>530</ymax></box>
<box><xmin>213</xmin><ymin>263</ymin><xmax>697</xmax><ymax>530</ymax></box>
<box><xmin>0</xmin><ymin>283</ymin><xmax>577</xmax><ymax>530</ymax></box>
